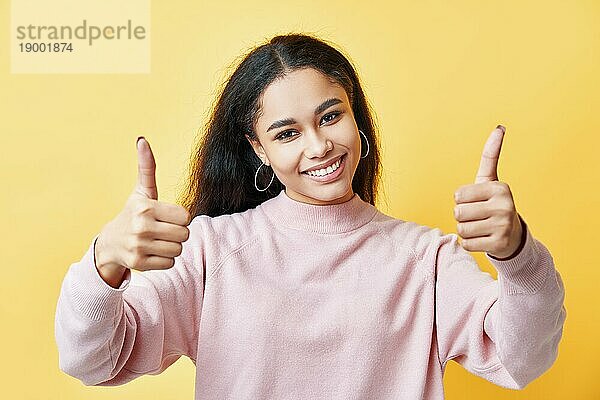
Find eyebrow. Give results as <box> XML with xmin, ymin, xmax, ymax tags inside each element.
<box><xmin>266</xmin><ymin>97</ymin><xmax>343</xmax><ymax>133</ymax></box>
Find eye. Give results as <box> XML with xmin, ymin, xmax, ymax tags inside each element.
<box><xmin>275</xmin><ymin>130</ymin><xmax>295</xmax><ymax>141</ymax></box>
<box><xmin>321</xmin><ymin>111</ymin><xmax>341</xmax><ymax>124</ymax></box>
<box><xmin>274</xmin><ymin>111</ymin><xmax>342</xmax><ymax>141</ymax></box>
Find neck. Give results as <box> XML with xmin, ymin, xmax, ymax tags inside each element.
<box><xmin>259</xmin><ymin>189</ymin><xmax>378</xmax><ymax>234</ymax></box>
<box><xmin>284</xmin><ymin>188</ymin><xmax>356</xmax><ymax>206</ymax></box>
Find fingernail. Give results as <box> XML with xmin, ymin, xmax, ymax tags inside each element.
<box><xmin>137</xmin><ymin>136</ymin><xmax>145</xmax><ymax>146</ymax></box>
<box><xmin>496</xmin><ymin>125</ymin><xmax>506</xmax><ymax>134</ymax></box>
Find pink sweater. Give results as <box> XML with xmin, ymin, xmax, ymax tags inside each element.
<box><xmin>55</xmin><ymin>189</ymin><xmax>566</xmax><ymax>399</ymax></box>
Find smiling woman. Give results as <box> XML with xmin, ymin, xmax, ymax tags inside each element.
<box><xmin>55</xmin><ymin>32</ymin><xmax>566</xmax><ymax>400</ymax></box>
<box><xmin>177</xmin><ymin>33</ymin><xmax>383</xmax><ymax>216</ymax></box>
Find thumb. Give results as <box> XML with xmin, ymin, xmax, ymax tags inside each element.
<box><xmin>475</xmin><ymin>124</ymin><xmax>506</xmax><ymax>184</ymax></box>
<box><xmin>135</xmin><ymin>136</ymin><xmax>158</xmax><ymax>200</ymax></box>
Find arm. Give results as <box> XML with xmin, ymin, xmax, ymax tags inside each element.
<box><xmin>434</xmin><ymin>217</ymin><xmax>567</xmax><ymax>389</ymax></box>
<box><xmin>54</xmin><ymin>233</ymin><xmax>204</xmax><ymax>386</ymax></box>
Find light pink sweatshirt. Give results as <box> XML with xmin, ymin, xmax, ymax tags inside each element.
<box><xmin>55</xmin><ymin>189</ymin><xmax>566</xmax><ymax>399</ymax></box>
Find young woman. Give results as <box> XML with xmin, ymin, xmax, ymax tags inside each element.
<box><xmin>55</xmin><ymin>33</ymin><xmax>566</xmax><ymax>399</ymax></box>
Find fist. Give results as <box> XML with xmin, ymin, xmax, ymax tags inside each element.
<box><xmin>452</xmin><ymin>125</ymin><xmax>524</xmax><ymax>260</ymax></box>
<box><xmin>95</xmin><ymin>137</ymin><xmax>192</xmax><ymax>272</ymax></box>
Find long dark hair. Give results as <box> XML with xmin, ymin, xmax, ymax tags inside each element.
<box><xmin>177</xmin><ymin>32</ymin><xmax>383</xmax><ymax>218</ymax></box>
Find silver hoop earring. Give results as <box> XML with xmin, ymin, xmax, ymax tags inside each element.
<box><xmin>254</xmin><ymin>162</ymin><xmax>275</xmax><ymax>192</ymax></box>
<box><xmin>359</xmin><ymin>130</ymin><xmax>370</xmax><ymax>159</ymax></box>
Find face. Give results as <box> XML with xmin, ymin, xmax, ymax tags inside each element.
<box><xmin>246</xmin><ymin>67</ymin><xmax>362</xmax><ymax>206</ymax></box>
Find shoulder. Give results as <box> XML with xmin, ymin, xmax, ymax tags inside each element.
<box><xmin>187</xmin><ymin>204</ymin><xmax>267</xmax><ymax>258</ymax></box>
<box><xmin>371</xmin><ymin>209</ymin><xmax>457</xmax><ymax>263</ymax></box>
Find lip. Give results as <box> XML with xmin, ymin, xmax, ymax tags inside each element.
<box><xmin>301</xmin><ymin>153</ymin><xmax>345</xmax><ymax>173</ymax></box>
<box><xmin>302</xmin><ymin>153</ymin><xmax>346</xmax><ymax>183</ymax></box>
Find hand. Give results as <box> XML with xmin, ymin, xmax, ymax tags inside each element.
<box><xmin>95</xmin><ymin>137</ymin><xmax>192</xmax><ymax>276</ymax></box>
<box><xmin>452</xmin><ymin>125</ymin><xmax>524</xmax><ymax>260</ymax></box>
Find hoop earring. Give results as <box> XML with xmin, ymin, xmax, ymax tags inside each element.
<box><xmin>359</xmin><ymin>130</ymin><xmax>370</xmax><ymax>159</ymax></box>
<box><xmin>254</xmin><ymin>162</ymin><xmax>275</xmax><ymax>192</ymax></box>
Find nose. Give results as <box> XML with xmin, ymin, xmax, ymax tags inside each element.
<box><xmin>304</xmin><ymin>130</ymin><xmax>333</xmax><ymax>159</ymax></box>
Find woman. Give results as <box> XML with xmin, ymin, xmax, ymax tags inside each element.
<box><xmin>55</xmin><ymin>33</ymin><xmax>566</xmax><ymax>399</ymax></box>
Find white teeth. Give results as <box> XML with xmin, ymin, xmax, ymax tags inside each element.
<box><xmin>306</xmin><ymin>157</ymin><xmax>342</xmax><ymax>177</ymax></box>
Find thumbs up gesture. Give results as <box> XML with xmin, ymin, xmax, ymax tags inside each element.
<box><xmin>452</xmin><ymin>125</ymin><xmax>524</xmax><ymax>260</ymax></box>
<box><xmin>94</xmin><ymin>137</ymin><xmax>191</xmax><ymax>286</ymax></box>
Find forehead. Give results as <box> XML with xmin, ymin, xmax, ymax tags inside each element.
<box><xmin>256</xmin><ymin>68</ymin><xmax>348</xmax><ymax>131</ymax></box>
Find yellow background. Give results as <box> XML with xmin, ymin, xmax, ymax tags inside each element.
<box><xmin>1</xmin><ymin>0</ymin><xmax>598</xmax><ymax>398</ymax></box>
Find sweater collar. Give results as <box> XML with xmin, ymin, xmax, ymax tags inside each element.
<box><xmin>260</xmin><ymin>189</ymin><xmax>378</xmax><ymax>234</ymax></box>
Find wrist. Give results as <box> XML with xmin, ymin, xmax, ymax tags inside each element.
<box><xmin>488</xmin><ymin>214</ymin><xmax>527</xmax><ymax>261</ymax></box>
<box><xmin>94</xmin><ymin>230</ymin><xmax>128</xmax><ymax>288</ymax></box>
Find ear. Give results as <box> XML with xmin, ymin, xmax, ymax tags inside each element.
<box><xmin>245</xmin><ymin>134</ymin><xmax>270</xmax><ymax>166</ymax></box>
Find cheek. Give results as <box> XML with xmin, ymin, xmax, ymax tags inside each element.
<box><xmin>344</xmin><ymin>129</ymin><xmax>361</xmax><ymax>156</ymax></box>
<box><xmin>271</xmin><ymin>151</ymin><xmax>301</xmax><ymax>174</ymax></box>
<box><xmin>347</xmin><ymin>131</ymin><xmax>362</xmax><ymax>170</ymax></box>
<box><xmin>339</xmin><ymin>118</ymin><xmax>360</xmax><ymax>148</ymax></box>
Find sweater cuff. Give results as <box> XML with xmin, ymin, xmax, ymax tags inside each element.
<box><xmin>67</xmin><ymin>234</ymin><xmax>132</xmax><ymax>321</ymax></box>
<box><xmin>485</xmin><ymin>218</ymin><xmax>549</xmax><ymax>295</ymax></box>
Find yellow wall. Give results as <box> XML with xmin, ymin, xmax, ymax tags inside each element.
<box><xmin>1</xmin><ymin>0</ymin><xmax>598</xmax><ymax>398</ymax></box>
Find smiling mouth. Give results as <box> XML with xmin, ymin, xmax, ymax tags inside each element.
<box><xmin>301</xmin><ymin>153</ymin><xmax>346</xmax><ymax>176</ymax></box>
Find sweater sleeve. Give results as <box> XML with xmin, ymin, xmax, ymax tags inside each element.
<box><xmin>54</xmin><ymin>232</ymin><xmax>204</xmax><ymax>386</ymax></box>
<box><xmin>433</xmin><ymin>214</ymin><xmax>567</xmax><ymax>390</ymax></box>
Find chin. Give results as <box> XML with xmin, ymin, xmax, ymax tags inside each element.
<box><xmin>296</xmin><ymin>185</ymin><xmax>353</xmax><ymax>205</ymax></box>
